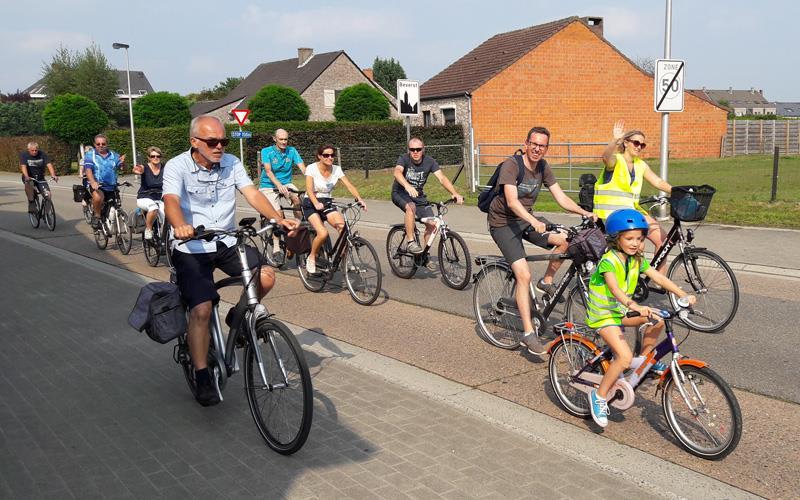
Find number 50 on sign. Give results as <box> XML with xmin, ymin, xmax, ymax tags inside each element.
<box><xmin>654</xmin><ymin>59</ymin><xmax>685</xmax><ymax>113</ymax></box>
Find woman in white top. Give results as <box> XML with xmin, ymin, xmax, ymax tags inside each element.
<box><xmin>301</xmin><ymin>144</ymin><xmax>366</xmax><ymax>273</ymax></box>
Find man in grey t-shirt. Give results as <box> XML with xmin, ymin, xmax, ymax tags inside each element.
<box><xmin>391</xmin><ymin>137</ymin><xmax>463</xmax><ymax>254</ymax></box>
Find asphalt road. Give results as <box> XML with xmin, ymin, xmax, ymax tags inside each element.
<box><xmin>1</xmin><ymin>176</ymin><xmax>798</xmax><ymax>498</ymax></box>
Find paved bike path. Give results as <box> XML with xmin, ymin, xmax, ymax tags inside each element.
<box><xmin>0</xmin><ymin>230</ymin><xmax>756</xmax><ymax>499</ymax></box>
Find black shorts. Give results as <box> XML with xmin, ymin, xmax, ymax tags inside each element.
<box><xmin>301</xmin><ymin>197</ymin><xmax>337</xmax><ymax>221</ymax></box>
<box><xmin>172</xmin><ymin>241</ymin><xmax>266</xmax><ymax>310</ymax></box>
<box><xmin>391</xmin><ymin>190</ymin><xmax>434</xmax><ymax>220</ymax></box>
<box><xmin>489</xmin><ymin>217</ymin><xmax>553</xmax><ymax>264</ymax></box>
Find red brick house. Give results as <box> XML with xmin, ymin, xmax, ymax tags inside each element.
<box><xmin>418</xmin><ymin>16</ymin><xmax>727</xmax><ymax>188</ymax></box>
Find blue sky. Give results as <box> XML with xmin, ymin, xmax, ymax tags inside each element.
<box><xmin>1</xmin><ymin>0</ymin><xmax>797</xmax><ymax>101</ymax></box>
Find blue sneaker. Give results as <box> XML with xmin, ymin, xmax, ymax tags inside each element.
<box><xmin>589</xmin><ymin>390</ymin><xmax>609</xmax><ymax>427</ymax></box>
<box><xmin>652</xmin><ymin>361</ymin><xmax>668</xmax><ymax>374</ymax></box>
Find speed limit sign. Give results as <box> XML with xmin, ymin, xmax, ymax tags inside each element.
<box><xmin>654</xmin><ymin>59</ymin><xmax>685</xmax><ymax>112</ymax></box>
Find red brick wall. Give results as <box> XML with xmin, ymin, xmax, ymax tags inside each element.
<box><xmin>471</xmin><ymin>22</ymin><xmax>727</xmax><ymax>160</ymax></box>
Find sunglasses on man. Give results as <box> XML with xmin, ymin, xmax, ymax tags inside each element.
<box><xmin>194</xmin><ymin>137</ymin><xmax>230</xmax><ymax>148</ymax></box>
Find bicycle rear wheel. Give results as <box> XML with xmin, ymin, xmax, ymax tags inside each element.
<box><xmin>83</xmin><ymin>203</ymin><xmax>93</xmax><ymax>224</ymax></box>
<box><xmin>472</xmin><ymin>263</ymin><xmax>521</xmax><ymax>349</ymax></box>
<box><xmin>385</xmin><ymin>226</ymin><xmax>418</xmax><ymax>278</ymax></box>
<box><xmin>344</xmin><ymin>236</ymin><xmax>382</xmax><ymax>305</ymax></box>
<box><xmin>28</xmin><ymin>196</ymin><xmax>41</xmax><ymax>228</ymax></box>
<box><xmin>43</xmin><ymin>198</ymin><xmax>56</xmax><ymax>231</ymax></box>
<box><xmin>245</xmin><ymin>319</ymin><xmax>313</xmax><ymax>455</ymax></box>
<box><xmin>549</xmin><ymin>339</ymin><xmax>602</xmax><ymax>417</ymax></box>
<box><xmin>661</xmin><ymin>365</ymin><xmax>742</xmax><ymax>460</ymax></box>
<box><xmin>667</xmin><ymin>249</ymin><xmax>739</xmax><ymax>332</ymax></box>
<box><xmin>438</xmin><ymin>231</ymin><xmax>471</xmax><ymax>290</ymax></box>
<box><xmin>116</xmin><ymin>209</ymin><xmax>133</xmax><ymax>255</ymax></box>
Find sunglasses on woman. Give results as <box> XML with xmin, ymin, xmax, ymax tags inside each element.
<box><xmin>627</xmin><ymin>139</ymin><xmax>646</xmax><ymax>149</ymax></box>
<box><xmin>320</xmin><ymin>153</ymin><xmax>335</xmax><ymax>158</ymax></box>
<box><xmin>149</xmin><ymin>154</ymin><xmax>161</xmax><ymax>158</ymax></box>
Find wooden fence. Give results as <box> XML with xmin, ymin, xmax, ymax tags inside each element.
<box><xmin>722</xmin><ymin>120</ymin><xmax>800</xmax><ymax>156</ymax></box>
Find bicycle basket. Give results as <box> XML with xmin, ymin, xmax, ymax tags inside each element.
<box><xmin>567</xmin><ymin>227</ymin><xmax>607</xmax><ymax>262</ymax></box>
<box><xmin>669</xmin><ymin>185</ymin><xmax>715</xmax><ymax>222</ymax></box>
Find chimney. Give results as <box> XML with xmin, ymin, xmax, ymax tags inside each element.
<box><xmin>750</xmin><ymin>87</ymin><xmax>755</xmax><ymax>94</ymax></box>
<box><xmin>728</xmin><ymin>87</ymin><xmax>733</xmax><ymax>94</ymax></box>
<box><xmin>297</xmin><ymin>48</ymin><xmax>314</xmax><ymax>68</ymax></box>
<box><xmin>363</xmin><ymin>68</ymin><xmax>374</xmax><ymax>81</ymax></box>
<box><xmin>582</xmin><ymin>16</ymin><xmax>604</xmax><ymax>37</ymax></box>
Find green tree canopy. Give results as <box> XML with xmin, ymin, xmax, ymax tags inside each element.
<box><xmin>42</xmin><ymin>94</ymin><xmax>108</xmax><ymax>145</ymax></box>
<box><xmin>248</xmin><ymin>85</ymin><xmax>310</xmax><ymax>121</ymax></box>
<box><xmin>372</xmin><ymin>57</ymin><xmax>407</xmax><ymax>97</ymax></box>
<box><xmin>0</xmin><ymin>102</ymin><xmax>45</xmax><ymax>136</ymax></box>
<box><xmin>133</xmin><ymin>92</ymin><xmax>191</xmax><ymax>128</ymax></box>
<box><xmin>185</xmin><ymin>76</ymin><xmax>243</xmax><ymax>103</ymax></box>
<box><xmin>41</xmin><ymin>43</ymin><xmax>120</xmax><ymax>119</ymax></box>
<box><xmin>333</xmin><ymin>83</ymin><xmax>390</xmax><ymax>121</ymax></box>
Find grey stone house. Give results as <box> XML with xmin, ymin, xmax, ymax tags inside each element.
<box><xmin>191</xmin><ymin>48</ymin><xmax>398</xmax><ymax>122</ymax></box>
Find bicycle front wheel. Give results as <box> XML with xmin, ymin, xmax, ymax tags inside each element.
<box><xmin>344</xmin><ymin>236</ymin><xmax>382</xmax><ymax>305</ymax></box>
<box><xmin>43</xmin><ymin>198</ymin><xmax>56</xmax><ymax>231</ymax></box>
<box><xmin>296</xmin><ymin>252</ymin><xmax>326</xmax><ymax>292</ymax></box>
<box><xmin>245</xmin><ymin>319</ymin><xmax>313</xmax><ymax>455</ymax></box>
<box><xmin>667</xmin><ymin>249</ymin><xmax>739</xmax><ymax>332</ymax></box>
<box><xmin>385</xmin><ymin>226</ymin><xmax>418</xmax><ymax>278</ymax></box>
<box><xmin>549</xmin><ymin>339</ymin><xmax>602</xmax><ymax>418</ymax></box>
<box><xmin>564</xmin><ymin>283</ymin><xmax>588</xmax><ymax>325</ymax></box>
<box><xmin>162</xmin><ymin>221</ymin><xmax>174</xmax><ymax>269</ymax></box>
<box><xmin>438</xmin><ymin>231</ymin><xmax>471</xmax><ymax>290</ymax></box>
<box><xmin>28</xmin><ymin>197</ymin><xmax>41</xmax><ymax>228</ymax></box>
<box><xmin>94</xmin><ymin>224</ymin><xmax>108</xmax><ymax>250</ymax></box>
<box><xmin>83</xmin><ymin>204</ymin><xmax>93</xmax><ymax>225</ymax></box>
<box><xmin>473</xmin><ymin>264</ymin><xmax>521</xmax><ymax>349</ymax></box>
<box><xmin>116</xmin><ymin>209</ymin><xmax>133</xmax><ymax>255</ymax></box>
<box><xmin>143</xmin><ymin>233</ymin><xmax>160</xmax><ymax>266</ymax></box>
<box><xmin>662</xmin><ymin>365</ymin><xmax>742</xmax><ymax>460</ymax></box>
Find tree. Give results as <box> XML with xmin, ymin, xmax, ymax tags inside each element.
<box><xmin>185</xmin><ymin>76</ymin><xmax>243</xmax><ymax>103</ymax></box>
<box><xmin>41</xmin><ymin>43</ymin><xmax>120</xmax><ymax>118</ymax></box>
<box><xmin>42</xmin><ymin>94</ymin><xmax>108</xmax><ymax>145</ymax></box>
<box><xmin>0</xmin><ymin>90</ymin><xmax>32</xmax><ymax>103</ymax></box>
<box><xmin>633</xmin><ymin>55</ymin><xmax>655</xmax><ymax>75</ymax></box>
<box><xmin>333</xmin><ymin>83</ymin><xmax>390</xmax><ymax>121</ymax></box>
<box><xmin>248</xmin><ymin>85</ymin><xmax>310</xmax><ymax>121</ymax></box>
<box><xmin>0</xmin><ymin>102</ymin><xmax>45</xmax><ymax>136</ymax></box>
<box><xmin>133</xmin><ymin>92</ymin><xmax>191</xmax><ymax>128</ymax></box>
<box><xmin>372</xmin><ymin>57</ymin><xmax>406</xmax><ymax>97</ymax></box>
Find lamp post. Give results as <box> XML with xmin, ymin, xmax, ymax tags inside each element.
<box><xmin>112</xmin><ymin>42</ymin><xmax>137</xmax><ymax>167</ymax></box>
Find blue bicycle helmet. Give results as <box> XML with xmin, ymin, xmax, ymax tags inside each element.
<box><xmin>605</xmin><ymin>209</ymin><xmax>648</xmax><ymax>237</ymax></box>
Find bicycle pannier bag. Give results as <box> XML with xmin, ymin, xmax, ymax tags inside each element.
<box><xmin>72</xmin><ymin>184</ymin><xmax>87</xmax><ymax>203</ymax></box>
<box><xmin>128</xmin><ymin>281</ymin><xmax>187</xmax><ymax>344</ymax></box>
<box><xmin>477</xmin><ymin>154</ymin><xmax>527</xmax><ymax>213</ymax></box>
<box><xmin>567</xmin><ymin>227</ymin><xmax>607</xmax><ymax>262</ymax></box>
<box><xmin>578</xmin><ymin>173</ymin><xmax>597</xmax><ymax>212</ymax></box>
<box><xmin>285</xmin><ymin>226</ymin><xmax>312</xmax><ymax>255</ymax></box>
<box><xmin>130</xmin><ymin>208</ymin><xmax>146</xmax><ymax>234</ymax></box>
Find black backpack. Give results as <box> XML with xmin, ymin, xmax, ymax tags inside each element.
<box><xmin>578</xmin><ymin>173</ymin><xmax>597</xmax><ymax>212</ymax></box>
<box><xmin>477</xmin><ymin>153</ymin><xmax>527</xmax><ymax>213</ymax></box>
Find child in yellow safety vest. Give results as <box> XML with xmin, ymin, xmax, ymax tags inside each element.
<box><xmin>586</xmin><ymin>209</ymin><xmax>695</xmax><ymax>428</ymax></box>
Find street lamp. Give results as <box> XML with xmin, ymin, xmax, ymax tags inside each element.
<box><xmin>112</xmin><ymin>42</ymin><xmax>137</xmax><ymax>167</ymax></box>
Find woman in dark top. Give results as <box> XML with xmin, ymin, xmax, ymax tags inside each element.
<box><xmin>132</xmin><ymin>146</ymin><xmax>164</xmax><ymax>240</ymax></box>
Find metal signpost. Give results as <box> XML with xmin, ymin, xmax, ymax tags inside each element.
<box><xmin>656</xmin><ymin>0</ymin><xmax>685</xmax><ymax>195</ymax></box>
<box><xmin>397</xmin><ymin>79</ymin><xmax>420</xmax><ymax>143</ymax></box>
<box><xmin>231</xmin><ymin>109</ymin><xmax>251</xmax><ymax>164</ymax></box>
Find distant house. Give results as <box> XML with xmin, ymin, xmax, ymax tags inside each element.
<box><xmin>23</xmin><ymin>70</ymin><xmax>155</xmax><ymax>101</ymax></box>
<box><xmin>694</xmin><ymin>87</ymin><xmax>777</xmax><ymax>116</ymax></box>
<box><xmin>774</xmin><ymin>102</ymin><xmax>800</xmax><ymax>119</ymax></box>
<box><xmin>191</xmin><ymin>48</ymin><xmax>398</xmax><ymax>122</ymax></box>
<box><xmin>418</xmin><ymin>15</ymin><xmax>727</xmax><ymax>177</ymax></box>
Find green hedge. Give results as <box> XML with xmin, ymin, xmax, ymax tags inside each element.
<box><xmin>0</xmin><ymin>102</ymin><xmax>45</xmax><ymax>136</ymax></box>
<box><xmin>0</xmin><ymin>135</ymin><xmax>74</xmax><ymax>175</ymax></box>
<box><xmin>104</xmin><ymin>121</ymin><xmax>464</xmax><ymax>177</ymax></box>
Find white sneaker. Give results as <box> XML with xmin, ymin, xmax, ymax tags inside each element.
<box><xmin>305</xmin><ymin>259</ymin><xmax>316</xmax><ymax>274</ymax></box>
<box><xmin>144</xmin><ymin>228</ymin><xmax>154</xmax><ymax>240</ymax></box>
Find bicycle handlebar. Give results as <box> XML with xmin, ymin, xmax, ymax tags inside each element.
<box><xmin>639</xmin><ymin>195</ymin><xmax>668</xmax><ymax>206</ymax></box>
<box><xmin>272</xmin><ymin>187</ymin><xmax>305</xmax><ymax>195</ymax></box>
<box><xmin>625</xmin><ymin>296</ymin><xmax>693</xmax><ymax>321</ymax></box>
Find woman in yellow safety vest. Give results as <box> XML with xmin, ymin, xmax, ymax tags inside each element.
<box><xmin>594</xmin><ymin>120</ymin><xmax>673</xmax><ymax>269</ymax></box>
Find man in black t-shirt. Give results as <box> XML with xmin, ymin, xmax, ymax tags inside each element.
<box><xmin>19</xmin><ymin>142</ymin><xmax>57</xmax><ymax>213</ymax></box>
<box><xmin>392</xmin><ymin>137</ymin><xmax>463</xmax><ymax>254</ymax></box>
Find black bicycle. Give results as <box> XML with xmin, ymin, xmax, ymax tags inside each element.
<box><xmin>173</xmin><ymin>218</ymin><xmax>313</xmax><ymax>454</ymax></box>
<box><xmin>259</xmin><ymin>187</ymin><xmax>305</xmax><ymax>269</ymax></box>
<box><xmin>472</xmin><ymin>219</ymin><xmax>598</xmax><ymax>349</ymax></box>
<box><xmin>385</xmin><ymin>198</ymin><xmax>472</xmax><ymax>290</ymax></box>
<box><xmin>93</xmin><ymin>182</ymin><xmax>133</xmax><ymax>255</ymax></box>
<box><xmin>295</xmin><ymin>201</ymin><xmax>383</xmax><ymax>306</ymax></box>
<box><xmin>26</xmin><ymin>178</ymin><xmax>56</xmax><ymax>231</ymax></box>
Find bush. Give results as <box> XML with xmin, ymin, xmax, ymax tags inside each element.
<box><xmin>103</xmin><ymin>121</ymin><xmax>464</xmax><ymax>178</ymax></box>
<box><xmin>0</xmin><ymin>102</ymin><xmax>45</xmax><ymax>136</ymax></box>
<box><xmin>42</xmin><ymin>94</ymin><xmax>108</xmax><ymax>145</ymax></box>
<box><xmin>248</xmin><ymin>85</ymin><xmax>310</xmax><ymax>121</ymax></box>
<box><xmin>0</xmin><ymin>135</ymin><xmax>73</xmax><ymax>175</ymax></box>
<box><xmin>334</xmin><ymin>83</ymin><xmax>390</xmax><ymax>121</ymax></box>
<box><xmin>132</xmin><ymin>92</ymin><xmax>191</xmax><ymax>128</ymax></box>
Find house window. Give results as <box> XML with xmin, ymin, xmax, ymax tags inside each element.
<box><xmin>442</xmin><ymin>107</ymin><xmax>456</xmax><ymax>125</ymax></box>
<box><xmin>324</xmin><ymin>89</ymin><xmax>336</xmax><ymax>108</ymax></box>
<box><xmin>423</xmin><ymin>110</ymin><xmax>432</xmax><ymax>127</ymax></box>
